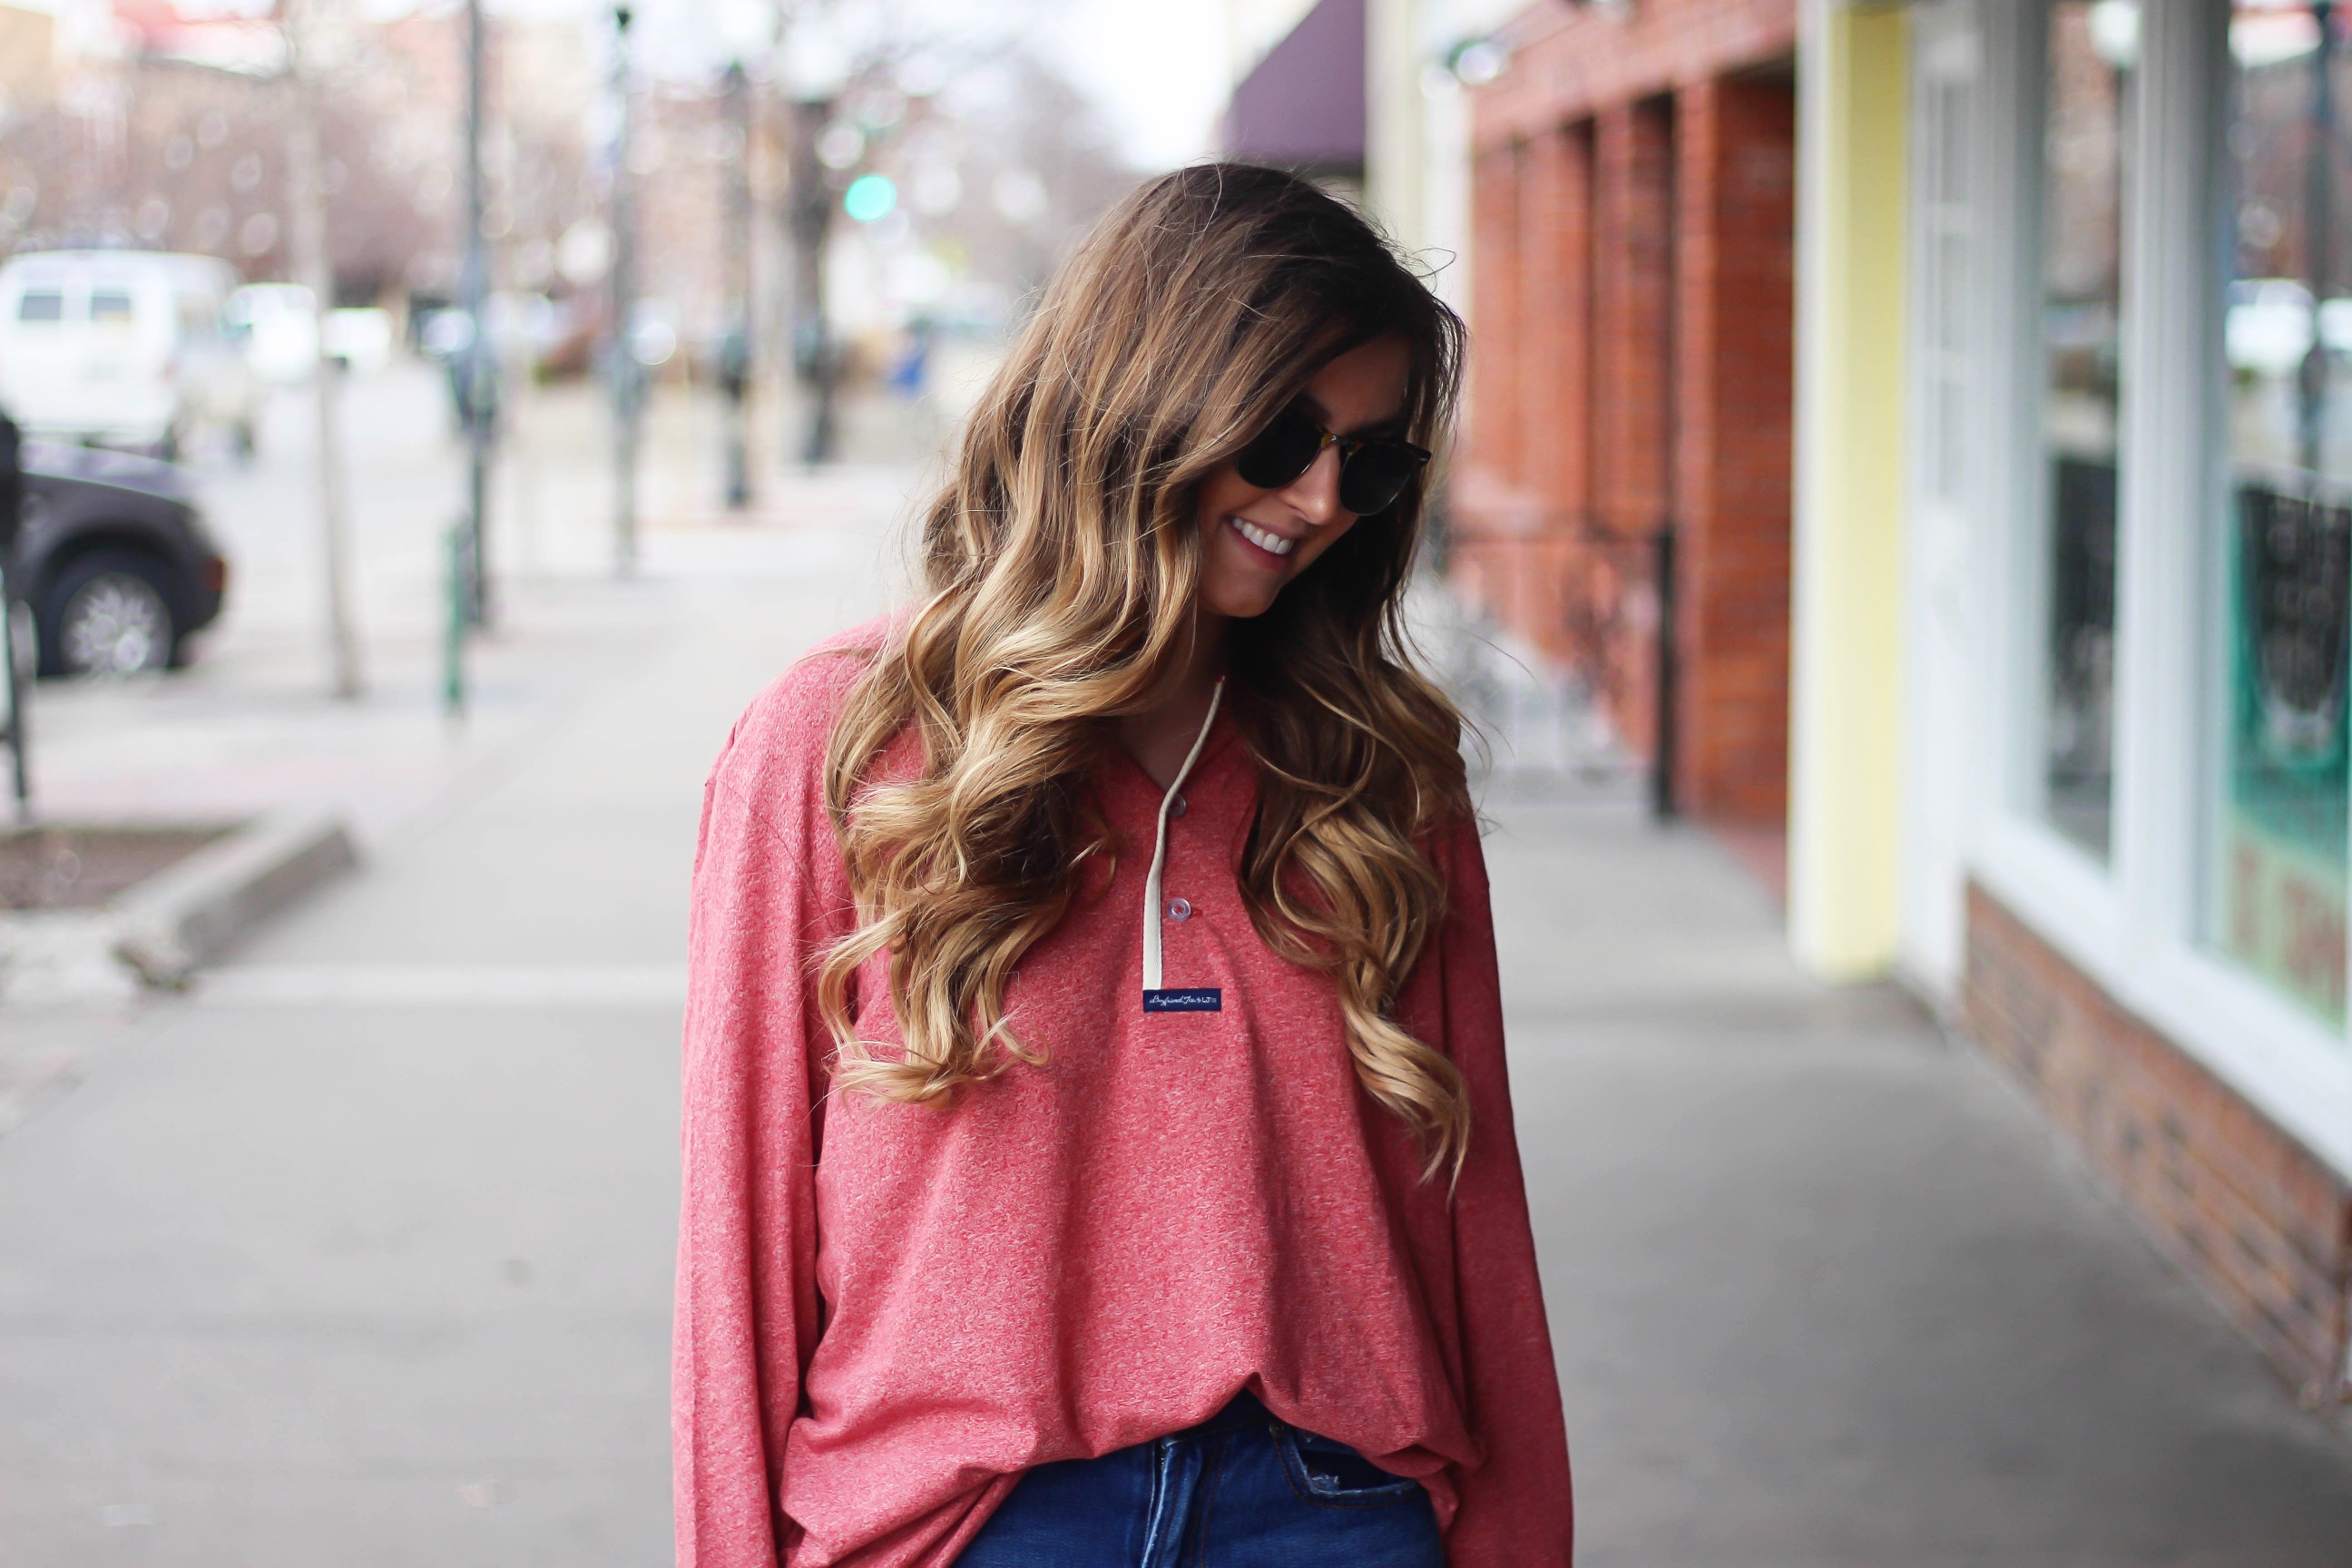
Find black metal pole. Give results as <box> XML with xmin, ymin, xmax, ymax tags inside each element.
<box><xmin>459</xmin><ymin>0</ymin><xmax>494</xmax><ymax>628</ymax></box>
<box><xmin>0</xmin><ymin>411</ymin><xmax>23</xmax><ymax>818</ymax></box>
<box><xmin>612</xmin><ymin>5</ymin><xmax>641</xmax><ymax>574</ymax></box>
<box><xmin>1651</xmin><ymin>521</ymin><xmax>1678</xmax><ymax>820</ymax></box>
<box><xmin>1</xmin><ymin>567</ymin><xmax>25</xmax><ymax>819</ymax></box>
<box><xmin>723</xmin><ymin>60</ymin><xmax>754</xmax><ymax>509</ymax></box>
<box><xmin>2301</xmin><ymin>0</ymin><xmax>2336</xmax><ymax>475</ymax></box>
<box><xmin>789</xmin><ymin>94</ymin><xmax>836</xmax><ymax>467</ymax></box>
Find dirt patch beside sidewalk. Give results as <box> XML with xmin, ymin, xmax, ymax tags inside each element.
<box><xmin>0</xmin><ymin>825</ymin><xmax>236</xmax><ymax>911</ymax></box>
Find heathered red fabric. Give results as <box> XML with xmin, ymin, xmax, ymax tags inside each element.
<box><xmin>673</xmin><ymin>621</ymin><xmax>1573</xmax><ymax>1568</ymax></box>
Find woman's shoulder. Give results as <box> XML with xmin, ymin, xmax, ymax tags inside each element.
<box><xmin>740</xmin><ymin>614</ymin><xmax>896</xmax><ymax>737</ymax></box>
<box><xmin>1419</xmin><ymin>796</ymin><xmax>1491</xmax><ymax>890</ymax></box>
<box><xmin>707</xmin><ymin>613</ymin><xmax>897</xmax><ymax>801</ymax></box>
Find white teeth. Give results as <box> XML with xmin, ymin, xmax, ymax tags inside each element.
<box><xmin>1230</xmin><ymin>517</ymin><xmax>1296</xmax><ymax>556</ymax></box>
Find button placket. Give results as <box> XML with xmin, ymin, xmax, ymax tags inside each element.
<box><xmin>1140</xmin><ymin>680</ymin><xmax>1221</xmax><ymax>1004</ymax></box>
<box><xmin>1163</xmin><ymin>806</ymin><xmax>1192</xmax><ymax>925</ymax></box>
<box><xmin>1162</xmin><ymin>789</ymin><xmax>1192</xmax><ymax>926</ymax></box>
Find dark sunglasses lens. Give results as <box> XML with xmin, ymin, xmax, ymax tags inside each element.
<box><xmin>1235</xmin><ymin>408</ymin><xmax>1322</xmax><ymax>491</ymax></box>
<box><xmin>1338</xmin><ymin>445</ymin><xmax>1420</xmax><ymax>515</ymax></box>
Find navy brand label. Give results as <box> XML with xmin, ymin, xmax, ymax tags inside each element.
<box><xmin>1143</xmin><ymin>988</ymin><xmax>1222</xmax><ymax>1013</ymax></box>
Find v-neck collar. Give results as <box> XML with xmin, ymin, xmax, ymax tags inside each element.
<box><xmin>1106</xmin><ymin>704</ymin><xmax>1244</xmax><ymax>799</ymax></box>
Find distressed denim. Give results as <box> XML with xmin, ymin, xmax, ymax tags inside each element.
<box><xmin>952</xmin><ymin>1389</ymin><xmax>1445</xmax><ymax>1568</ymax></box>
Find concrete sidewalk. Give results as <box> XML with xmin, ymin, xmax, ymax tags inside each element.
<box><xmin>1483</xmin><ymin>786</ymin><xmax>2352</xmax><ymax>1564</ymax></box>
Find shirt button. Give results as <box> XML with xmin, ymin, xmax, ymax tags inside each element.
<box><xmin>1166</xmin><ymin>897</ymin><xmax>1192</xmax><ymax>922</ymax></box>
<box><xmin>1169</xmin><ymin>793</ymin><xmax>1189</xmax><ymax>818</ymax></box>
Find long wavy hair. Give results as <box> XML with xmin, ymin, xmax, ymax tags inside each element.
<box><xmin>818</xmin><ymin>163</ymin><xmax>1475</xmax><ymax>1181</ymax></box>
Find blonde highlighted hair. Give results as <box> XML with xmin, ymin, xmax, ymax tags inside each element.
<box><xmin>818</xmin><ymin>164</ymin><xmax>1475</xmax><ymax>1181</ymax></box>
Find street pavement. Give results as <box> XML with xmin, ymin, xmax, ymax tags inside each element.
<box><xmin>1481</xmin><ymin>797</ymin><xmax>2352</xmax><ymax>1566</ymax></box>
<box><xmin>2</xmin><ymin>366</ymin><xmax>2350</xmax><ymax>1563</ymax></box>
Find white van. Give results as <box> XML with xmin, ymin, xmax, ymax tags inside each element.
<box><xmin>0</xmin><ymin>250</ymin><xmax>262</xmax><ymax>459</ymax></box>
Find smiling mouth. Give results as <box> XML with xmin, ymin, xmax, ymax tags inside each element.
<box><xmin>1229</xmin><ymin>516</ymin><xmax>1297</xmax><ymax>558</ymax></box>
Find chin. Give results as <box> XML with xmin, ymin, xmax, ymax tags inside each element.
<box><xmin>1201</xmin><ymin>583</ymin><xmax>1281</xmax><ymax>620</ymax></box>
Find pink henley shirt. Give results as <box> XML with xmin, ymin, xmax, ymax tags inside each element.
<box><xmin>672</xmin><ymin>622</ymin><xmax>1573</xmax><ymax>1567</ymax></box>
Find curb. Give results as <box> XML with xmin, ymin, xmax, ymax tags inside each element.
<box><xmin>109</xmin><ymin>810</ymin><xmax>360</xmax><ymax>987</ymax></box>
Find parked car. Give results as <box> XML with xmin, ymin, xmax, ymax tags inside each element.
<box><xmin>11</xmin><ymin>441</ymin><xmax>228</xmax><ymax>677</ymax></box>
<box><xmin>0</xmin><ymin>250</ymin><xmax>261</xmax><ymax>460</ymax></box>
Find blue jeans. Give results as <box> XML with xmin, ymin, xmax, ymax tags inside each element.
<box><xmin>953</xmin><ymin>1390</ymin><xmax>1445</xmax><ymax>1568</ymax></box>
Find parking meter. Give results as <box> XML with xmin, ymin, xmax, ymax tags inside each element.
<box><xmin>0</xmin><ymin>405</ymin><xmax>20</xmax><ymax>564</ymax></box>
<box><xmin>718</xmin><ymin>325</ymin><xmax>750</xmax><ymax>403</ymax></box>
<box><xmin>0</xmin><ymin>404</ymin><xmax>26</xmax><ymax>811</ymax></box>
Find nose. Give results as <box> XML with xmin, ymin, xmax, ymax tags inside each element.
<box><xmin>1278</xmin><ymin>443</ymin><xmax>1345</xmax><ymax>525</ymax></box>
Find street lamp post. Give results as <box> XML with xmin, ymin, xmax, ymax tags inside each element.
<box><xmin>282</xmin><ymin>0</ymin><xmax>361</xmax><ymax>700</ymax></box>
<box><xmin>787</xmin><ymin>94</ymin><xmax>835</xmax><ymax>467</ymax></box>
<box><xmin>780</xmin><ymin>19</ymin><xmax>848</xmax><ymax>469</ymax></box>
<box><xmin>610</xmin><ymin>4</ymin><xmax>641</xmax><ymax>575</ymax></box>
<box><xmin>722</xmin><ymin>60</ymin><xmax>754</xmax><ymax>509</ymax></box>
<box><xmin>458</xmin><ymin>0</ymin><xmax>495</xmax><ymax>628</ymax></box>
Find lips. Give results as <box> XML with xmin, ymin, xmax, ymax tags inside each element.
<box><xmin>1229</xmin><ymin>516</ymin><xmax>1297</xmax><ymax>559</ymax></box>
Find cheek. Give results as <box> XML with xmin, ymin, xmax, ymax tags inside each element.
<box><xmin>1193</xmin><ymin>468</ymin><xmax>1257</xmax><ymax>535</ymax></box>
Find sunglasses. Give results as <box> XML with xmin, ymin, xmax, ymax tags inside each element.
<box><xmin>1233</xmin><ymin>404</ymin><xmax>1432</xmax><ymax>517</ymax></box>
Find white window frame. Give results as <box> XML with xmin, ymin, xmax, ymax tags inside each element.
<box><xmin>1965</xmin><ymin>0</ymin><xmax>2132</xmax><ymax>968</ymax></box>
<box><xmin>1950</xmin><ymin>0</ymin><xmax>2352</xmax><ymax>1179</ymax></box>
<box><xmin>1902</xmin><ymin>5</ymin><xmax>1981</xmax><ymax>994</ymax></box>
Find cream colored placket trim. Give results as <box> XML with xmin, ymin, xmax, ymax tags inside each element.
<box><xmin>1142</xmin><ymin>677</ymin><xmax>1225</xmax><ymax>995</ymax></box>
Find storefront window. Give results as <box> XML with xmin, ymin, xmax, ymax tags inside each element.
<box><xmin>2035</xmin><ymin>0</ymin><xmax>2135</xmax><ymax>858</ymax></box>
<box><xmin>2208</xmin><ymin>0</ymin><xmax>2352</xmax><ymax>1026</ymax></box>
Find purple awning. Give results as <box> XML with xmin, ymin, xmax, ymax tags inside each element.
<box><xmin>1220</xmin><ymin>0</ymin><xmax>1366</xmax><ymax>174</ymax></box>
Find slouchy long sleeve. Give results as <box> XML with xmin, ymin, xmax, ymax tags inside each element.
<box><xmin>1413</xmin><ymin>821</ymin><xmax>1576</xmax><ymax>1563</ymax></box>
<box><xmin>673</xmin><ymin>654</ymin><xmax>861</xmax><ymax>1568</ymax></box>
<box><xmin>673</xmin><ymin>622</ymin><xmax>1572</xmax><ymax>1568</ymax></box>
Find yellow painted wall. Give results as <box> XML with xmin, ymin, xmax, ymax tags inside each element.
<box><xmin>0</xmin><ymin>5</ymin><xmax>56</xmax><ymax>110</ymax></box>
<box><xmin>1788</xmin><ymin>1</ymin><xmax>1910</xmax><ymax>980</ymax></box>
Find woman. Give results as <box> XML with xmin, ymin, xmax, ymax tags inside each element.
<box><xmin>675</xmin><ymin>164</ymin><xmax>1572</xmax><ymax>1568</ymax></box>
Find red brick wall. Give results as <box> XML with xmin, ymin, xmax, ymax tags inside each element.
<box><xmin>1565</xmin><ymin>100</ymin><xmax>1670</xmax><ymax>760</ymax></box>
<box><xmin>1507</xmin><ymin>124</ymin><xmax>1592</xmax><ymax>669</ymax></box>
<box><xmin>1453</xmin><ymin>0</ymin><xmax>1798</xmax><ymax>819</ymax></box>
<box><xmin>1672</xmin><ymin>76</ymin><xmax>1796</xmax><ymax>824</ymax></box>
<box><xmin>1963</xmin><ymin>884</ymin><xmax>2352</xmax><ymax>1400</ymax></box>
<box><xmin>1592</xmin><ymin>101</ymin><xmax>1675</xmax><ymax>540</ymax></box>
<box><xmin>1467</xmin><ymin>143</ymin><xmax>1524</xmax><ymax>489</ymax></box>
<box><xmin>1475</xmin><ymin>0</ymin><xmax>1799</xmax><ymax>150</ymax></box>
<box><xmin>1458</xmin><ymin>141</ymin><xmax>1568</xmax><ymax>682</ymax></box>
<box><xmin>1521</xmin><ymin>122</ymin><xmax>1591</xmax><ymax>525</ymax></box>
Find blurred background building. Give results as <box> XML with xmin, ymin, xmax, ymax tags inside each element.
<box><xmin>0</xmin><ymin>0</ymin><xmax>1135</xmax><ymax>444</ymax></box>
<box><xmin>1434</xmin><ymin>0</ymin><xmax>2351</xmax><ymax>1404</ymax></box>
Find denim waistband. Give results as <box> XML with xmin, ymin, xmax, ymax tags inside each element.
<box><xmin>1173</xmin><ymin>1388</ymin><xmax>1279</xmax><ymax>1438</ymax></box>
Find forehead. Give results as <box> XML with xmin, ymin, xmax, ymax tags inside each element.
<box><xmin>1298</xmin><ymin>335</ymin><xmax>1411</xmax><ymax>434</ymax></box>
